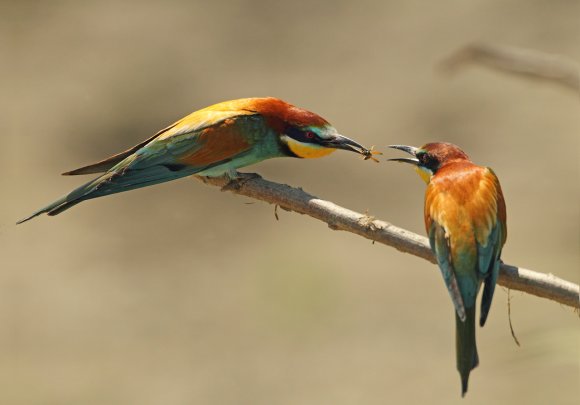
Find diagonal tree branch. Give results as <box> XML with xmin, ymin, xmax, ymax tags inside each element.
<box><xmin>196</xmin><ymin>174</ymin><xmax>580</xmax><ymax>310</ymax></box>
<box><xmin>439</xmin><ymin>42</ymin><xmax>580</xmax><ymax>95</ymax></box>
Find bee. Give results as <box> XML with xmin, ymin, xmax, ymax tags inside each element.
<box><xmin>362</xmin><ymin>146</ymin><xmax>382</xmax><ymax>163</ymax></box>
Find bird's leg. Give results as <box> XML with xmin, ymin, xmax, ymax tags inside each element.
<box><xmin>221</xmin><ymin>171</ymin><xmax>262</xmax><ymax>191</ymax></box>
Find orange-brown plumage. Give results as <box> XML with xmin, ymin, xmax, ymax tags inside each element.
<box><xmin>243</xmin><ymin>97</ymin><xmax>329</xmax><ymax>128</ymax></box>
<box><xmin>389</xmin><ymin>142</ymin><xmax>507</xmax><ymax>396</ymax></box>
<box><xmin>425</xmin><ymin>161</ymin><xmax>507</xmax><ymax>258</ymax></box>
<box><xmin>177</xmin><ymin>121</ymin><xmax>252</xmax><ymax>167</ymax></box>
<box><xmin>64</xmin><ymin>98</ymin><xmax>331</xmax><ymax>176</ymax></box>
<box><xmin>20</xmin><ymin>97</ymin><xmax>369</xmax><ymax>223</ymax></box>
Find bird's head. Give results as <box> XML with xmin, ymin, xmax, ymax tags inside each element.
<box><xmin>280</xmin><ymin>124</ymin><xmax>369</xmax><ymax>159</ymax></box>
<box><xmin>249</xmin><ymin>98</ymin><xmax>371</xmax><ymax>159</ymax></box>
<box><xmin>388</xmin><ymin>142</ymin><xmax>470</xmax><ymax>183</ymax></box>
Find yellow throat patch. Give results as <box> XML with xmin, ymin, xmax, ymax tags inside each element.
<box><xmin>415</xmin><ymin>166</ymin><xmax>432</xmax><ymax>184</ymax></box>
<box><xmin>283</xmin><ymin>136</ymin><xmax>336</xmax><ymax>158</ymax></box>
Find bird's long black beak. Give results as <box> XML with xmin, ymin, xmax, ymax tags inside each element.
<box><xmin>322</xmin><ymin>134</ymin><xmax>369</xmax><ymax>155</ymax></box>
<box><xmin>388</xmin><ymin>144</ymin><xmax>420</xmax><ymax>165</ymax></box>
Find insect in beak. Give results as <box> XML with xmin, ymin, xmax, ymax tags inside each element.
<box><xmin>362</xmin><ymin>146</ymin><xmax>383</xmax><ymax>163</ymax></box>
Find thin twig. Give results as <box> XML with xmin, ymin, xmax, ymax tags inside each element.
<box><xmin>507</xmin><ymin>288</ymin><xmax>521</xmax><ymax>346</ymax></box>
<box><xmin>195</xmin><ymin>174</ymin><xmax>580</xmax><ymax>310</ymax></box>
<box><xmin>439</xmin><ymin>42</ymin><xmax>580</xmax><ymax>94</ymax></box>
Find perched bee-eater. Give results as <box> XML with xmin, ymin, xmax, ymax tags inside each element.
<box><xmin>18</xmin><ymin>97</ymin><xmax>371</xmax><ymax>223</ymax></box>
<box><xmin>389</xmin><ymin>142</ymin><xmax>507</xmax><ymax>396</ymax></box>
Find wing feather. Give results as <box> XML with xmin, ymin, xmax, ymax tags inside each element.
<box><xmin>45</xmin><ymin>113</ymin><xmax>263</xmax><ymax>218</ymax></box>
<box><xmin>62</xmin><ymin>103</ymin><xmax>256</xmax><ymax>175</ymax></box>
<box><xmin>477</xmin><ymin>168</ymin><xmax>507</xmax><ymax>326</ymax></box>
<box><xmin>429</xmin><ymin>221</ymin><xmax>467</xmax><ymax>321</ymax></box>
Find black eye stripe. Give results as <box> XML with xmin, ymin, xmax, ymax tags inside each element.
<box><xmin>286</xmin><ymin>126</ymin><xmax>318</xmax><ymax>143</ymax></box>
<box><xmin>418</xmin><ymin>152</ymin><xmax>439</xmax><ymax>171</ymax></box>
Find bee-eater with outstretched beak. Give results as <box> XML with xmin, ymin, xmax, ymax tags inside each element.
<box><xmin>389</xmin><ymin>142</ymin><xmax>507</xmax><ymax>396</ymax></box>
<box><xmin>18</xmin><ymin>97</ymin><xmax>371</xmax><ymax>223</ymax></box>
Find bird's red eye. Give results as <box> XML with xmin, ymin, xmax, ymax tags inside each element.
<box><xmin>306</xmin><ymin>131</ymin><xmax>315</xmax><ymax>139</ymax></box>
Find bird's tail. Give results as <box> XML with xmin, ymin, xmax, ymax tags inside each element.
<box><xmin>17</xmin><ymin>162</ymin><xmax>198</xmax><ymax>224</ymax></box>
<box><xmin>16</xmin><ymin>185</ymin><xmax>92</xmax><ymax>224</ymax></box>
<box><xmin>456</xmin><ymin>306</ymin><xmax>479</xmax><ymax>397</ymax></box>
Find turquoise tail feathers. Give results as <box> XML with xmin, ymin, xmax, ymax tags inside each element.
<box><xmin>456</xmin><ymin>306</ymin><xmax>479</xmax><ymax>397</ymax></box>
<box><xmin>16</xmin><ymin>173</ymin><xmax>107</xmax><ymax>224</ymax></box>
<box><xmin>17</xmin><ymin>164</ymin><xmax>201</xmax><ymax>224</ymax></box>
<box><xmin>16</xmin><ymin>194</ymin><xmax>74</xmax><ymax>224</ymax></box>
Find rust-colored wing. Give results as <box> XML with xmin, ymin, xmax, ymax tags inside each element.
<box><xmin>62</xmin><ymin>99</ymin><xmax>260</xmax><ymax>175</ymax></box>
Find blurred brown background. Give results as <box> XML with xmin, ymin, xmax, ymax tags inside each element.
<box><xmin>2</xmin><ymin>1</ymin><xmax>579</xmax><ymax>404</ymax></box>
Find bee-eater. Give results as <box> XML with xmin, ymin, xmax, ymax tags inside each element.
<box><xmin>389</xmin><ymin>142</ymin><xmax>507</xmax><ymax>396</ymax></box>
<box><xmin>18</xmin><ymin>97</ymin><xmax>371</xmax><ymax>223</ymax></box>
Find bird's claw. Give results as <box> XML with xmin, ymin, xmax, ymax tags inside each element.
<box><xmin>221</xmin><ymin>172</ymin><xmax>262</xmax><ymax>191</ymax></box>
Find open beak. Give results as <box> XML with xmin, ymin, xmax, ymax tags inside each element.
<box><xmin>388</xmin><ymin>144</ymin><xmax>420</xmax><ymax>165</ymax></box>
<box><xmin>322</xmin><ymin>134</ymin><xmax>369</xmax><ymax>155</ymax></box>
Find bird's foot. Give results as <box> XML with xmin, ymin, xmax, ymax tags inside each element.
<box><xmin>221</xmin><ymin>172</ymin><xmax>262</xmax><ymax>191</ymax></box>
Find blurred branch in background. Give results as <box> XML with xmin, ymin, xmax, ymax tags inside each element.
<box><xmin>439</xmin><ymin>42</ymin><xmax>580</xmax><ymax>95</ymax></box>
<box><xmin>196</xmin><ymin>174</ymin><xmax>580</xmax><ymax>310</ymax></box>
